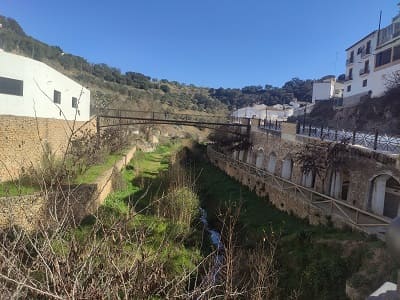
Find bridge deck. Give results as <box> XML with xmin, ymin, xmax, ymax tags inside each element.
<box><xmin>97</xmin><ymin>109</ymin><xmax>248</xmax><ymax>133</ymax></box>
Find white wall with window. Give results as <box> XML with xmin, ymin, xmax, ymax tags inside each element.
<box><xmin>343</xmin><ymin>8</ymin><xmax>400</xmax><ymax>106</ymax></box>
<box><xmin>0</xmin><ymin>51</ymin><xmax>90</xmax><ymax>121</ymax></box>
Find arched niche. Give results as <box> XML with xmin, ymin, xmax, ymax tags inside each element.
<box><xmin>328</xmin><ymin>169</ymin><xmax>351</xmax><ymax>200</ymax></box>
<box><xmin>232</xmin><ymin>150</ymin><xmax>238</xmax><ymax>160</ymax></box>
<box><xmin>281</xmin><ymin>155</ymin><xmax>293</xmax><ymax>180</ymax></box>
<box><xmin>267</xmin><ymin>152</ymin><xmax>277</xmax><ymax>174</ymax></box>
<box><xmin>238</xmin><ymin>150</ymin><xmax>244</xmax><ymax>161</ymax></box>
<box><xmin>368</xmin><ymin>174</ymin><xmax>400</xmax><ymax>218</ymax></box>
<box><xmin>302</xmin><ymin>170</ymin><xmax>315</xmax><ymax>188</ymax></box>
<box><xmin>255</xmin><ymin>148</ymin><xmax>265</xmax><ymax>169</ymax></box>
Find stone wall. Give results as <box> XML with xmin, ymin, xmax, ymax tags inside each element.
<box><xmin>0</xmin><ymin>146</ymin><xmax>137</xmax><ymax>231</ymax></box>
<box><xmin>245</xmin><ymin>126</ymin><xmax>400</xmax><ymax>214</ymax></box>
<box><xmin>208</xmin><ymin>148</ymin><xmax>339</xmax><ymax>228</ymax></box>
<box><xmin>0</xmin><ymin>115</ymin><xmax>97</xmax><ymax>182</ymax></box>
<box><xmin>212</xmin><ymin>122</ymin><xmax>400</xmax><ymax>226</ymax></box>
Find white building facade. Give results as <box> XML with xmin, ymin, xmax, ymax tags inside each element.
<box><xmin>343</xmin><ymin>7</ymin><xmax>400</xmax><ymax>106</ymax></box>
<box><xmin>0</xmin><ymin>51</ymin><xmax>91</xmax><ymax>121</ymax></box>
<box><xmin>231</xmin><ymin>104</ymin><xmax>294</xmax><ymax>121</ymax></box>
<box><xmin>312</xmin><ymin>77</ymin><xmax>344</xmax><ymax>103</ymax></box>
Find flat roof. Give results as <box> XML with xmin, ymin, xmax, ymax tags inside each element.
<box><xmin>345</xmin><ymin>30</ymin><xmax>377</xmax><ymax>51</ymax></box>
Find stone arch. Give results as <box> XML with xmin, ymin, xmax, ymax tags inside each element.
<box><xmin>238</xmin><ymin>150</ymin><xmax>244</xmax><ymax>161</ymax></box>
<box><xmin>326</xmin><ymin>169</ymin><xmax>351</xmax><ymax>200</ymax></box>
<box><xmin>368</xmin><ymin>173</ymin><xmax>400</xmax><ymax>218</ymax></box>
<box><xmin>267</xmin><ymin>152</ymin><xmax>277</xmax><ymax>174</ymax></box>
<box><xmin>281</xmin><ymin>154</ymin><xmax>293</xmax><ymax>180</ymax></box>
<box><xmin>255</xmin><ymin>148</ymin><xmax>265</xmax><ymax>169</ymax></box>
<box><xmin>245</xmin><ymin>149</ymin><xmax>253</xmax><ymax>164</ymax></box>
<box><xmin>232</xmin><ymin>150</ymin><xmax>238</xmax><ymax>160</ymax></box>
<box><xmin>302</xmin><ymin>170</ymin><xmax>315</xmax><ymax>188</ymax></box>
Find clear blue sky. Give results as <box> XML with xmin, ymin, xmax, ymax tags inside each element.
<box><xmin>0</xmin><ymin>0</ymin><xmax>397</xmax><ymax>88</ymax></box>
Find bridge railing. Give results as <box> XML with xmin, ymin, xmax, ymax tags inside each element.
<box><xmin>98</xmin><ymin>108</ymin><xmax>231</xmax><ymax>124</ymax></box>
<box><xmin>297</xmin><ymin>123</ymin><xmax>400</xmax><ymax>154</ymax></box>
<box><xmin>207</xmin><ymin>146</ymin><xmax>390</xmax><ymax>236</ymax></box>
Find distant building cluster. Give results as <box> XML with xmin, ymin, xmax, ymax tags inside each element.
<box><xmin>231</xmin><ymin>101</ymin><xmax>304</xmax><ymax>121</ymax></box>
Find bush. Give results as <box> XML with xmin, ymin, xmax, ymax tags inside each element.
<box><xmin>157</xmin><ymin>187</ymin><xmax>199</xmax><ymax>230</ymax></box>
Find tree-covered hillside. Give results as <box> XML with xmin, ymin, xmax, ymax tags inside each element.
<box><xmin>0</xmin><ymin>15</ymin><xmax>314</xmax><ymax>113</ymax></box>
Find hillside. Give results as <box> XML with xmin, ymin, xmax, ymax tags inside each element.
<box><xmin>0</xmin><ymin>15</ymin><xmax>314</xmax><ymax>114</ymax></box>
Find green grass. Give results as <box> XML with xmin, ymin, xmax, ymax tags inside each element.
<box><xmin>0</xmin><ymin>180</ymin><xmax>40</xmax><ymax>197</ymax></box>
<box><xmin>84</xmin><ymin>140</ymin><xmax>202</xmax><ymax>275</ymax></box>
<box><xmin>188</xmin><ymin>145</ymin><xmax>377</xmax><ymax>300</ymax></box>
<box><xmin>74</xmin><ymin>150</ymin><xmax>129</xmax><ymax>185</ymax></box>
<box><xmin>193</xmin><ymin>146</ymin><xmax>362</xmax><ymax>243</ymax></box>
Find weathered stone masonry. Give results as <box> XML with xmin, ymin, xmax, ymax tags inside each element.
<box><xmin>208</xmin><ymin>121</ymin><xmax>400</xmax><ymax>235</ymax></box>
<box><xmin>0</xmin><ymin>115</ymin><xmax>96</xmax><ymax>182</ymax></box>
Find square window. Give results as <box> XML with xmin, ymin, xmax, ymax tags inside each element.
<box><xmin>347</xmin><ymin>85</ymin><xmax>351</xmax><ymax>92</ymax></box>
<box><xmin>362</xmin><ymin>79</ymin><xmax>368</xmax><ymax>87</ymax></box>
<box><xmin>54</xmin><ymin>90</ymin><xmax>61</xmax><ymax>104</ymax></box>
<box><xmin>72</xmin><ymin>97</ymin><xmax>78</xmax><ymax>108</ymax></box>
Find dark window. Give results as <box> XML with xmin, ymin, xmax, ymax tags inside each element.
<box><xmin>361</xmin><ymin>60</ymin><xmax>370</xmax><ymax>74</ymax></box>
<box><xmin>363</xmin><ymin>79</ymin><xmax>368</xmax><ymax>87</ymax></box>
<box><xmin>347</xmin><ymin>85</ymin><xmax>351</xmax><ymax>92</ymax></box>
<box><xmin>54</xmin><ymin>90</ymin><xmax>61</xmax><ymax>104</ymax></box>
<box><xmin>393</xmin><ymin>45</ymin><xmax>400</xmax><ymax>61</ymax></box>
<box><xmin>366</xmin><ymin>40</ymin><xmax>371</xmax><ymax>54</ymax></box>
<box><xmin>375</xmin><ymin>48</ymin><xmax>392</xmax><ymax>67</ymax></box>
<box><xmin>0</xmin><ymin>76</ymin><xmax>23</xmax><ymax>96</ymax></box>
<box><xmin>348</xmin><ymin>68</ymin><xmax>353</xmax><ymax>80</ymax></box>
<box><xmin>72</xmin><ymin>97</ymin><xmax>78</xmax><ymax>108</ymax></box>
<box><xmin>349</xmin><ymin>51</ymin><xmax>354</xmax><ymax>63</ymax></box>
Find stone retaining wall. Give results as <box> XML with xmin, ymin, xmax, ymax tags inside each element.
<box><xmin>0</xmin><ymin>146</ymin><xmax>137</xmax><ymax>231</ymax></box>
<box><xmin>0</xmin><ymin>115</ymin><xmax>97</xmax><ymax>182</ymax></box>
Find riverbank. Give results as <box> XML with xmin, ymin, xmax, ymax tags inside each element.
<box><xmin>187</xmin><ymin>144</ymin><xmax>396</xmax><ymax>299</ymax></box>
<box><xmin>0</xmin><ymin>140</ymin><xmax>209</xmax><ymax>298</ymax></box>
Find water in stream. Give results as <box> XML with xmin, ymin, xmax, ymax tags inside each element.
<box><xmin>199</xmin><ymin>208</ymin><xmax>224</xmax><ymax>283</ymax></box>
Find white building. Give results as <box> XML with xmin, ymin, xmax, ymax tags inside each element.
<box><xmin>312</xmin><ymin>77</ymin><xmax>344</xmax><ymax>103</ymax></box>
<box><xmin>343</xmin><ymin>6</ymin><xmax>400</xmax><ymax>107</ymax></box>
<box><xmin>0</xmin><ymin>51</ymin><xmax>91</xmax><ymax>121</ymax></box>
<box><xmin>231</xmin><ymin>104</ymin><xmax>295</xmax><ymax>121</ymax></box>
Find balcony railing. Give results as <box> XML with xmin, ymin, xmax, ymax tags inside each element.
<box><xmin>345</xmin><ymin>75</ymin><xmax>353</xmax><ymax>81</ymax></box>
<box><xmin>359</xmin><ymin>68</ymin><xmax>370</xmax><ymax>75</ymax></box>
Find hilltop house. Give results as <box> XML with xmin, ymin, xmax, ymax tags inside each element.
<box><xmin>312</xmin><ymin>76</ymin><xmax>344</xmax><ymax>103</ymax></box>
<box><xmin>343</xmin><ymin>6</ymin><xmax>400</xmax><ymax>106</ymax></box>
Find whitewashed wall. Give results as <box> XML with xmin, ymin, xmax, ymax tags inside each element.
<box><xmin>0</xmin><ymin>51</ymin><xmax>90</xmax><ymax>121</ymax></box>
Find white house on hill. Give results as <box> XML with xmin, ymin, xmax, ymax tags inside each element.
<box><xmin>231</xmin><ymin>103</ymin><xmax>297</xmax><ymax>121</ymax></box>
<box><xmin>0</xmin><ymin>51</ymin><xmax>91</xmax><ymax>121</ymax></box>
<box><xmin>343</xmin><ymin>5</ymin><xmax>400</xmax><ymax>106</ymax></box>
<box><xmin>312</xmin><ymin>77</ymin><xmax>344</xmax><ymax>103</ymax></box>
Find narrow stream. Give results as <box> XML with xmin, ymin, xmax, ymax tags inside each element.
<box><xmin>199</xmin><ymin>208</ymin><xmax>224</xmax><ymax>283</ymax></box>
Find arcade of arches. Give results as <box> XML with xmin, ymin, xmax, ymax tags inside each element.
<box><xmin>232</xmin><ymin>136</ymin><xmax>400</xmax><ymax>220</ymax></box>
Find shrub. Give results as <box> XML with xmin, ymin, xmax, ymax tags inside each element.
<box><xmin>157</xmin><ymin>187</ymin><xmax>199</xmax><ymax>230</ymax></box>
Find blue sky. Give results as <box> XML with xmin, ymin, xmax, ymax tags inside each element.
<box><xmin>0</xmin><ymin>1</ymin><xmax>397</xmax><ymax>88</ymax></box>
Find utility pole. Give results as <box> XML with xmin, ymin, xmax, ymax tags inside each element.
<box><xmin>377</xmin><ymin>10</ymin><xmax>382</xmax><ymax>47</ymax></box>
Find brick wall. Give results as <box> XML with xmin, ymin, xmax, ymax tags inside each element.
<box><xmin>0</xmin><ymin>115</ymin><xmax>96</xmax><ymax>182</ymax></box>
